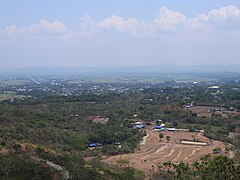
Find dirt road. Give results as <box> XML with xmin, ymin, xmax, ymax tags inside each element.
<box><xmin>102</xmin><ymin>129</ymin><xmax>226</xmax><ymax>173</ymax></box>
<box><xmin>31</xmin><ymin>156</ymin><xmax>70</xmax><ymax>179</ymax></box>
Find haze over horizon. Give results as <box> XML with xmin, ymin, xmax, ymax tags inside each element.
<box><xmin>1</xmin><ymin>0</ymin><xmax>240</xmax><ymax>68</ymax></box>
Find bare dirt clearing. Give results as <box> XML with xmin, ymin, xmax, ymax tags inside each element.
<box><xmin>101</xmin><ymin>129</ymin><xmax>227</xmax><ymax>173</ymax></box>
<box><xmin>185</xmin><ymin>106</ymin><xmax>240</xmax><ymax>117</ymax></box>
<box><xmin>185</xmin><ymin>106</ymin><xmax>222</xmax><ymax>117</ymax></box>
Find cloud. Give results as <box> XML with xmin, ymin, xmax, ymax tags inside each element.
<box><xmin>154</xmin><ymin>7</ymin><xmax>187</xmax><ymax>32</ymax></box>
<box><xmin>198</xmin><ymin>5</ymin><xmax>240</xmax><ymax>23</ymax></box>
<box><xmin>97</xmin><ymin>15</ymin><xmax>139</xmax><ymax>32</ymax></box>
<box><xmin>92</xmin><ymin>7</ymin><xmax>188</xmax><ymax>35</ymax></box>
<box><xmin>196</xmin><ymin>5</ymin><xmax>240</xmax><ymax>30</ymax></box>
<box><xmin>38</xmin><ymin>20</ymin><xmax>67</xmax><ymax>33</ymax></box>
<box><xmin>5</xmin><ymin>20</ymin><xmax>67</xmax><ymax>38</ymax></box>
<box><xmin>80</xmin><ymin>14</ymin><xmax>154</xmax><ymax>38</ymax></box>
<box><xmin>2</xmin><ymin>5</ymin><xmax>240</xmax><ymax>42</ymax></box>
<box><xmin>81</xmin><ymin>6</ymin><xmax>240</xmax><ymax>37</ymax></box>
<box><xmin>81</xmin><ymin>7</ymin><xmax>187</xmax><ymax>36</ymax></box>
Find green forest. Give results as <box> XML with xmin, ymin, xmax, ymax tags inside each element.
<box><xmin>1</xmin><ymin>80</ymin><xmax>240</xmax><ymax>179</ymax></box>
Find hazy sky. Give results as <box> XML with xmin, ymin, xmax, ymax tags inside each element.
<box><xmin>1</xmin><ymin>0</ymin><xmax>240</xmax><ymax>68</ymax></box>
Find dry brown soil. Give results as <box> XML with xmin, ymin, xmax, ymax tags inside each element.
<box><xmin>185</xmin><ymin>106</ymin><xmax>240</xmax><ymax>117</ymax></box>
<box><xmin>101</xmin><ymin>129</ymin><xmax>227</xmax><ymax>173</ymax></box>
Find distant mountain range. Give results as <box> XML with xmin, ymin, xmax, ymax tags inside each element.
<box><xmin>1</xmin><ymin>64</ymin><xmax>240</xmax><ymax>75</ymax></box>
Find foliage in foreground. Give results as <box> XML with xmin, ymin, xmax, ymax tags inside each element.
<box><xmin>155</xmin><ymin>154</ymin><xmax>240</xmax><ymax>180</ymax></box>
<box><xmin>0</xmin><ymin>152</ymin><xmax>144</xmax><ymax>180</ymax></box>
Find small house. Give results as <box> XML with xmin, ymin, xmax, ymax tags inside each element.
<box><xmin>167</xmin><ymin>128</ymin><xmax>176</xmax><ymax>131</ymax></box>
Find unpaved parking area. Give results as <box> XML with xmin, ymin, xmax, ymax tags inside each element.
<box><xmin>102</xmin><ymin>129</ymin><xmax>227</xmax><ymax>173</ymax></box>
